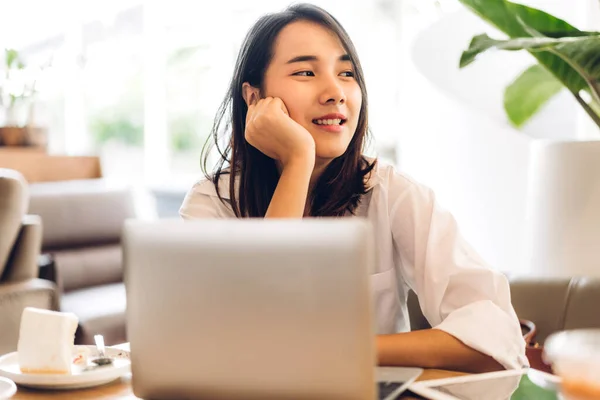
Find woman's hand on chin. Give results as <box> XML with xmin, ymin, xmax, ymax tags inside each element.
<box><xmin>245</xmin><ymin>96</ymin><xmax>315</xmax><ymax>168</ymax></box>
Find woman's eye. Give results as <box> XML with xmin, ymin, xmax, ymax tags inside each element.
<box><xmin>340</xmin><ymin>71</ymin><xmax>355</xmax><ymax>78</ymax></box>
<box><xmin>293</xmin><ymin>71</ymin><xmax>315</xmax><ymax>77</ymax></box>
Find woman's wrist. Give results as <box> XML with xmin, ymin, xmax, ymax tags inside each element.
<box><xmin>281</xmin><ymin>150</ymin><xmax>315</xmax><ymax>172</ymax></box>
<box><xmin>265</xmin><ymin>153</ymin><xmax>313</xmax><ymax>219</ymax></box>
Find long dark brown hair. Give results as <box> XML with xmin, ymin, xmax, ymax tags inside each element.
<box><xmin>202</xmin><ymin>3</ymin><xmax>376</xmax><ymax>218</ymax></box>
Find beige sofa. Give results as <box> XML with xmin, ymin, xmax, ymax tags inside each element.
<box><xmin>0</xmin><ymin>169</ymin><xmax>58</xmax><ymax>355</ymax></box>
<box><xmin>27</xmin><ymin>179</ymin><xmax>137</xmax><ymax>346</ymax></box>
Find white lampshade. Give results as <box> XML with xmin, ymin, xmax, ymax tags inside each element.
<box><xmin>524</xmin><ymin>139</ymin><xmax>600</xmax><ymax>277</ymax></box>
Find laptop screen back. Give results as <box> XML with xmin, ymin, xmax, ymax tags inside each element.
<box><xmin>124</xmin><ymin>219</ymin><xmax>377</xmax><ymax>400</ymax></box>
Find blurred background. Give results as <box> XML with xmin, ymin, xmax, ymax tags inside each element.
<box><xmin>1</xmin><ymin>0</ymin><xmax>599</xmax><ymax>275</ymax></box>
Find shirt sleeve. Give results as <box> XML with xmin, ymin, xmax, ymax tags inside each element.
<box><xmin>389</xmin><ymin>173</ymin><xmax>528</xmax><ymax>370</ymax></box>
<box><xmin>179</xmin><ymin>181</ymin><xmax>230</xmax><ymax>220</ymax></box>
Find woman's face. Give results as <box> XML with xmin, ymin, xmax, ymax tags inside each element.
<box><xmin>262</xmin><ymin>20</ymin><xmax>362</xmax><ymax>161</ymax></box>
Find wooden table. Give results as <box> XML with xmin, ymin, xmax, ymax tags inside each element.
<box><xmin>11</xmin><ymin>343</ymin><xmax>467</xmax><ymax>399</ymax></box>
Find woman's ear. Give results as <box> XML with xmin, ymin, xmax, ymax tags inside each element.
<box><xmin>242</xmin><ymin>83</ymin><xmax>260</xmax><ymax>107</ymax></box>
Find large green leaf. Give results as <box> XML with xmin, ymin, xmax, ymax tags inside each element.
<box><xmin>504</xmin><ymin>64</ymin><xmax>564</xmax><ymax>127</ymax></box>
<box><xmin>460</xmin><ymin>34</ymin><xmax>587</xmax><ymax>67</ymax></box>
<box><xmin>460</xmin><ymin>33</ymin><xmax>600</xmax><ymax>103</ymax></box>
<box><xmin>457</xmin><ymin>0</ymin><xmax>590</xmax><ymax>95</ymax></box>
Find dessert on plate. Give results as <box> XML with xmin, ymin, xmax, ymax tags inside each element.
<box><xmin>17</xmin><ymin>307</ymin><xmax>78</xmax><ymax>374</ymax></box>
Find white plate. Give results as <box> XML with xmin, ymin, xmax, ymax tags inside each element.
<box><xmin>0</xmin><ymin>345</ymin><xmax>130</xmax><ymax>390</ymax></box>
<box><xmin>0</xmin><ymin>376</ymin><xmax>16</xmax><ymax>399</ymax></box>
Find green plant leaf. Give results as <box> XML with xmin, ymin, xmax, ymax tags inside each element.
<box><xmin>4</xmin><ymin>48</ymin><xmax>19</xmax><ymax>68</ymax></box>
<box><xmin>459</xmin><ymin>34</ymin><xmax>579</xmax><ymax>67</ymax></box>
<box><xmin>461</xmin><ymin>33</ymin><xmax>600</xmax><ymax>101</ymax></box>
<box><xmin>457</xmin><ymin>0</ymin><xmax>591</xmax><ymax>95</ymax></box>
<box><xmin>505</xmin><ymin>2</ymin><xmax>595</xmax><ymax>38</ymax></box>
<box><xmin>504</xmin><ymin>64</ymin><xmax>564</xmax><ymax>127</ymax></box>
<box><xmin>90</xmin><ymin>116</ymin><xmax>144</xmax><ymax>147</ymax></box>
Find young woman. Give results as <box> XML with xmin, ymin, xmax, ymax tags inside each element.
<box><xmin>180</xmin><ymin>3</ymin><xmax>527</xmax><ymax>373</ymax></box>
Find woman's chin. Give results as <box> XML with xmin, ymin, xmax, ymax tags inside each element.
<box><xmin>315</xmin><ymin>146</ymin><xmax>350</xmax><ymax>161</ymax></box>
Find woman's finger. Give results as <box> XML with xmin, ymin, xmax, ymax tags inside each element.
<box><xmin>272</xmin><ymin>97</ymin><xmax>289</xmax><ymax>116</ymax></box>
<box><xmin>247</xmin><ymin>96</ymin><xmax>267</xmax><ymax>121</ymax></box>
<box><xmin>254</xmin><ymin>97</ymin><xmax>273</xmax><ymax>119</ymax></box>
<box><xmin>246</xmin><ymin>102</ymin><xmax>256</xmax><ymax>124</ymax></box>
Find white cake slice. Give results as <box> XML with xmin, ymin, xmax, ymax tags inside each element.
<box><xmin>17</xmin><ymin>307</ymin><xmax>79</xmax><ymax>374</ymax></box>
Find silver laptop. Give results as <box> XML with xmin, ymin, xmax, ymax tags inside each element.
<box><xmin>124</xmin><ymin>219</ymin><xmax>422</xmax><ymax>400</ymax></box>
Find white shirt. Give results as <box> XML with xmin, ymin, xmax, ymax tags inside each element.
<box><xmin>179</xmin><ymin>161</ymin><xmax>528</xmax><ymax>370</ymax></box>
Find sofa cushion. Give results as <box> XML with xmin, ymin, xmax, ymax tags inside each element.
<box><xmin>60</xmin><ymin>283</ymin><xmax>126</xmax><ymax>346</ymax></box>
<box><xmin>51</xmin><ymin>244</ymin><xmax>123</xmax><ymax>292</ymax></box>
<box><xmin>563</xmin><ymin>277</ymin><xmax>600</xmax><ymax>332</ymax></box>
<box><xmin>509</xmin><ymin>277</ymin><xmax>572</xmax><ymax>343</ymax></box>
<box><xmin>2</xmin><ymin>215</ymin><xmax>43</xmax><ymax>283</ymax></box>
<box><xmin>28</xmin><ymin>179</ymin><xmax>136</xmax><ymax>249</ymax></box>
<box><xmin>0</xmin><ymin>169</ymin><xmax>28</xmax><ymax>277</ymax></box>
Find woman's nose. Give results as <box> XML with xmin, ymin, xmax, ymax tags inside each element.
<box><xmin>319</xmin><ymin>77</ymin><xmax>346</xmax><ymax>105</ymax></box>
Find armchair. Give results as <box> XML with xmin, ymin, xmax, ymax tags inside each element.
<box><xmin>0</xmin><ymin>169</ymin><xmax>58</xmax><ymax>355</ymax></box>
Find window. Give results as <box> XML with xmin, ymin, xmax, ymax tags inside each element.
<box><xmin>81</xmin><ymin>6</ymin><xmax>145</xmax><ymax>180</ymax></box>
<box><xmin>3</xmin><ymin>0</ymin><xmax>468</xmax><ymax>185</ymax></box>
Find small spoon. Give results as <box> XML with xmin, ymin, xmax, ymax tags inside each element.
<box><xmin>92</xmin><ymin>334</ymin><xmax>114</xmax><ymax>366</ymax></box>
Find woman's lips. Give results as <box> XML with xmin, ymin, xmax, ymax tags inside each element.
<box><xmin>312</xmin><ymin>122</ymin><xmax>344</xmax><ymax>133</ymax></box>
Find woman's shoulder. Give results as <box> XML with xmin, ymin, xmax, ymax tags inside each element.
<box><xmin>365</xmin><ymin>158</ymin><xmax>436</xmax><ymax>218</ymax></box>
<box><xmin>187</xmin><ymin>173</ymin><xmax>232</xmax><ymax>199</ymax></box>
<box><xmin>180</xmin><ymin>172</ymin><xmax>235</xmax><ymax>219</ymax></box>
<box><xmin>369</xmin><ymin>159</ymin><xmax>427</xmax><ymax>194</ymax></box>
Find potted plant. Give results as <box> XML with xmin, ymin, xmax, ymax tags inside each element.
<box><xmin>457</xmin><ymin>0</ymin><xmax>600</xmax><ymax>278</ymax></box>
<box><xmin>458</xmin><ymin>0</ymin><xmax>599</xmax><ymax>130</ymax></box>
<box><xmin>0</xmin><ymin>48</ymin><xmax>47</xmax><ymax>148</ymax></box>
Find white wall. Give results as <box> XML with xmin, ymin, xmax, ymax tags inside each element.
<box><xmin>396</xmin><ymin>64</ymin><xmax>534</xmax><ymax>273</ymax></box>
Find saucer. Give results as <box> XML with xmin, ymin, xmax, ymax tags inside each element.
<box><xmin>0</xmin><ymin>345</ymin><xmax>130</xmax><ymax>390</ymax></box>
<box><xmin>0</xmin><ymin>376</ymin><xmax>16</xmax><ymax>399</ymax></box>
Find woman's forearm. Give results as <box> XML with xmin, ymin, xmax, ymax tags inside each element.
<box><xmin>265</xmin><ymin>156</ymin><xmax>314</xmax><ymax>219</ymax></box>
<box><xmin>376</xmin><ymin>329</ymin><xmax>504</xmax><ymax>373</ymax></box>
